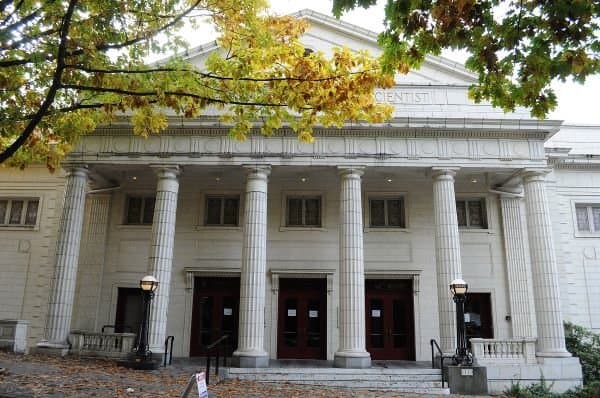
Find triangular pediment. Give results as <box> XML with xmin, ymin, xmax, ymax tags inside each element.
<box><xmin>182</xmin><ymin>8</ymin><xmax>538</xmax><ymax>122</ymax></box>
<box><xmin>184</xmin><ymin>9</ymin><xmax>477</xmax><ymax>86</ymax></box>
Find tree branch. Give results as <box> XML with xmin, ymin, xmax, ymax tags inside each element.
<box><xmin>0</xmin><ymin>0</ymin><xmax>77</xmax><ymax>163</ymax></box>
<box><xmin>64</xmin><ymin>64</ymin><xmax>376</xmax><ymax>82</ymax></box>
<box><xmin>59</xmin><ymin>83</ymin><xmax>290</xmax><ymax>107</ymax></box>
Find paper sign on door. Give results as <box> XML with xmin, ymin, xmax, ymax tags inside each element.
<box><xmin>309</xmin><ymin>310</ymin><xmax>318</xmax><ymax>318</ymax></box>
<box><xmin>287</xmin><ymin>309</ymin><xmax>297</xmax><ymax>317</ymax></box>
<box><xmin>223</xmin><ymin>308</ymin><xmax>232</xmax><ymax>316</ymax></box>
<box><xmin>371</xmin><ymin>309</ymin><xmax>381</xmax><ymax>318</ymax></box>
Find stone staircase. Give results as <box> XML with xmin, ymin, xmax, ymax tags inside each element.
<box><xmin>225</xmin><ymin>367</ymin><xmax>449</xmax><ymax>394</ymax></box>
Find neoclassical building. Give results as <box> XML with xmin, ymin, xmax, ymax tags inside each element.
<box><xmin>0</xmin><ymin>9</ymin><xmax>595</xmax><ymax>391</ymax></box>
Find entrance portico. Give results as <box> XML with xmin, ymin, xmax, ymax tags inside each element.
<box><xmin>40</xmin><ymin>153</ymin><xmax>567</xmax><ymax>363</ymax></box>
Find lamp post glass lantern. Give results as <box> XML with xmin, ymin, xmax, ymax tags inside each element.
<box><xmin>132</xmin><ymin>275</ymin><xmax>159</xmax><ymax>368</ymax></box>
<box><xmin>449</xmin><ymin>278</ymin><xmax>472</xmax><ymax>366</ymax></box>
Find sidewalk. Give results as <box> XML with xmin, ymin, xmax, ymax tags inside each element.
<box><xmin>0</xmin><ymin>352</ymin><xmax>493</xmax><ymax>398</ymax></box>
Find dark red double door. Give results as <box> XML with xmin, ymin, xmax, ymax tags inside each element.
<box><xmin>277</xmin><ymin>278</ymin><xmax>327</xmax><ymax>359</ymax></box>
<box><xmin>365</xmin><ymin>279</ymin><xmax>415</xmax><ymax>360</ymax></box>
<box><xmin>189</xmin><ymin>277</ymin><xmax>240</xmax><ymax>357</ymax></box>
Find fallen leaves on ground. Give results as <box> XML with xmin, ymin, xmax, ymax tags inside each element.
<box><xmin>0</xmin><ymin>352</ymin><xmax>491</xmax><ymax>398</ymax></box>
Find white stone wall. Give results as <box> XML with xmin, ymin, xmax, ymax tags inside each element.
<box><xmin>549</xmin><ymin>168</ymin><xmax>600</xmax><ymax>332</ymax></box>
<box><xmin>0</xmin><ymin>166</ymin><xmax>65</xmax><ymax>346</ymax></box>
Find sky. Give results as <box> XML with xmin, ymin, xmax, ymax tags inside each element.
<box><xmin>187</xmin><ymin>0</ymin><xmax>600</xmax><ymax>125</ymax></box>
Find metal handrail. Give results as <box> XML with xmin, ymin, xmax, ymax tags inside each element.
<box><xmin>204</xmin><ymin>334</ymin><xmax>229</xmax><ymax>385</ymax></box>
<box><xmin>163</xmin><ymin>335</ymin><xmax>175</xmax><ymax>367</ymax></box>
<box><xmin>430</xmin><ymin>339</ymin><xmax>452</xmax><ymax>388</ymax></box>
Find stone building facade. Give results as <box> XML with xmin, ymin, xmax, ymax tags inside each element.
<box><xmin>0</xmin><ymin>9</ymin><xmax>595</xmax><ymax>392</ymax></box>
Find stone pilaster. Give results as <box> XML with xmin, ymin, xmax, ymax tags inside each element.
<box><xmin>147</xmin><ymin>166</ymin><xmax>180</xmax><ymax>353</ymax></box>
<box><xmin>499</xmin><ymin>194</ymin><xmax>536</xmax><ymax>338</ymax></box>
<box><xmin>522</xmin><ymin>169</ymin><xmax>570</xmax><ymax>357</ymax></box>
<box><xmin>39</xmin><ymin>165</ymin><xmax>89</xmax><ymax>350</ymax></box>
<box><xmin>74</xmin><ymin>194</ymin><xmax>112</xmax><ymax>331</ymax></box>
<box><xmin>334</xmin><ymin>167</ymin><xmax>371</xmax><ymax>368</ymax></box>
<box><xmin>233</xmin><ymin>165</ymin><xmax>271</xmax><ymax>368</ymax></box>
<box><xmin>432</xmin><ymin>167</ymin><xmax>462</xmax><ymax>354</ymax></box>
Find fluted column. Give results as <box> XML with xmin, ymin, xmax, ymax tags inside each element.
<box><xmin>432</xmin><ymin>167</ymin><xmax>462</xmax><ymax>354</ymax></box>
<box><xmin>499</xmin><ymin>194</ymin><xmax>536</xmax><ymax>338</ymax></box>
<box><xmin>147</xmin><ymin>166</ymin><xmax>180</xmax><ymax>353</ymax></box>
<box><xmin>233</xmin><ymin>165</ymin><xmax>270</xmax><ymax>368</ymax></box>
<box><xmin>334</xmin><ymin>167</ymin><xmax>371</xmax><ymax>368</ymax></box>
<box><xmin>522</xmin><ymin>169</ymin><xmax>570</xmax><ymax>357</ymax></box>
<box><xmin>40</xmin><ymin>165</ymin><xmax>89</xmax><ymax>350</ymax></box>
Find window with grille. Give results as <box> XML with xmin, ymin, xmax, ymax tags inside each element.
<box><xmin>125</xmin><ymin>196</ymin><xmax>155</xmax><ymax>225</ymax></box>
<box><xmin>456</xmin><ymin>198</ymin><xmax>487</xmax><ymax>229</ymax></box>
<box><xmin>575</xmin><ymin>204</ymin><xmax>600</xmax><ymax>233</ymax></box>
<box><xmin>286</xmin><ymin>196</ymin><xmax>321</xmax><ymax>227</ymax></box>
<box><xmin>205</xmin><ymin>195</ymin><xmax>240</xmax><ymax>226</ymax></box>
<box><xmin>369</xmin><ymin>197</ymin><xmax>405</xmax><ymax>228</ymax></box>
<box><xmin>0</xmin><ymin>198</ymin><xmax>39</xmax><ymax>226</ymax></box>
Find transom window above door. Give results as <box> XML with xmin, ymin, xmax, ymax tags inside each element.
<box><xmin>286</xmin><ymin>196</ymin><xmax>322</xmax><ymax>227</ymax></box>
<box><xmin>456</xmin><ymin>198</ymin><xmax>487</xmax><ymax>229</ymax></box>
<box><xmin>0</xmin><ymin>198</ymin><xmax>39</xmax><ymax>227</ymax></box>
<box><xmin>368</xmin><ymin>197</ymin><xmax>405</xmax><ymax>228</ymax></box>
<box><xmin>205</xmin><ymin>195</ymin><xmax>240</xmax><ymax>226</ymax></box>
<box><xmin>125</xmin><ymin>196</ymin><xmax>155</xmax><ymax>225</ymax></box>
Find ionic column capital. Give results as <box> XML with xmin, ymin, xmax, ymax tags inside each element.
<box><xmin>150</xmin><ymin>165</ymin><xmax>180</xmax><ymax>180</ymax></box>
<box><xmin>431</xmin><ymin>167</ymin><xmax>459</xmax><ymax>180</ymax></box>
<box><xmin>337</xmin><ymin>166</ymin><xmax>365</xmax><ymax>178</ymax></box>
<box><xmin>520</xmin><ymin>168</ymin><xmax>551</xmax><ymax>183</ymax></box>
<box><xmin>243</xmin><ymin>164</ymin><xmax>271</xmax><ymax>177</ymax></box>
<box><xmin>64</xmin><ymin>164</ymin><xmax>89</xmax><ymax>178</ymax></box>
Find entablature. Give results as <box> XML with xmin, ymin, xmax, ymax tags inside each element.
<box><xmin>70</xmin><ymin>125</ymin><xmax>548</xmax><ymax>168</ymax></box>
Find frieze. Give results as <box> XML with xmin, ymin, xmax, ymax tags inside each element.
<box><xmin>71</xmin><ymin>133</ymin><xmax>547</xmax><ymax>165</ymax></box>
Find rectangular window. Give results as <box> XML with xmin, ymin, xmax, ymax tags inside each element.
<box><xmin>369</xmin><ymin>197</ymin><xmax>405</xmax><ymax>228</ymax></box>
<box><xmin>0</xmin><ymin>198</ymin><xmax>40</xmax><ymax>226</ymax></box>
<box><xmin>125</xmin><ymin>196</ymin><xmax>155</xmax><ymax>225</ymax></box>
<box><xmin>575</xmin><ymin>204</ymin><xmax>600</xmax><ymax>233</ymax></box>
<box><xmin>205</xmin><ymin>195</ymin><xmax>240</xmax><ymax>226</ymax></box>
<box><xmin>456</xmin><ymin>198</ymin><xmax>487</xmax><ymax>229</ymax></box>
<box><xmin>286</xmin><ymin>196</ymin><xmax>321</xmax><ymax>227</ymax></box>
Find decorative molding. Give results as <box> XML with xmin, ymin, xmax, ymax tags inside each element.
<box><xmin>183</xmin><ymin>267</ymin><xmax>241</xmax><ymax>290</ymax></box>
<box><xmin>363</xmin><ymin>270</ymin><xmax>422</xmax><ymax>295</ymax></box>
<box><xmin>73</xmin><ymin>133</ymin><xmax>550</xmax><ymax>167</ymax></box>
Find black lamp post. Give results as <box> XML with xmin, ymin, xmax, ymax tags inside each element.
<box><xmin>125</xmin><ymin>275</ymin><xmax>159</xmax><ymax>370</ymax></box>
<box><xmin>449</xmin><ymin>278</ymin><xmax>472</xmax><ymax>366</ymax></box>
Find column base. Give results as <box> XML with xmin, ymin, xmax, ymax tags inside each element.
<box><xmin>231</xmin><ymin>350</ymin><xmax>269</xmax><ymax>368</ymax></box>
<box><xmin>333</xmin><ymin>351</ymin><xmax>371</xmax><ymax>368</ymax></box>
<box><xmin>35</xmin><ymin>341</ymin><xmax>69</xmax><ymax>356</ymax></box>
<box><xmin>536</xmin><ymin>350</ymin><xmax>572</xmax><ymax>358</ymax></box>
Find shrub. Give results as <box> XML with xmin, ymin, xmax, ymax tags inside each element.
<box><xmin>563</xmin><ymin>381</ymin><xmax>600</xmax><ymax>398</ymax></box>
<box><xmin>565</xmin><ymin>322</ymin><xmax>600</xmax><ymax>385</ymax></box>
<box><xmin>505</xmin><ymin>379</ymin><xmax>558</xmax><ymax>398</ymax></box>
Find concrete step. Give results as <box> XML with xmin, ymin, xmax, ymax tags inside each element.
<box><xmin>229</xmin><ymin>372</ymin><xmax>441</xmax><ymax>382</ymax></box>
<box><xmin>225</xmin><ymin>367</ymin><xmax>449</xmax><ymax>394</ymax></box>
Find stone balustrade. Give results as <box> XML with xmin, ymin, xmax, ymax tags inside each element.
<box><xmin>0</xmin><ymin>320</ymin><xmax>29</xmax><ymax>354</ymax></box>
<box><xmin>471</xmin><ymin>338</ymin><xmax>537</xmax><ymax>365</ymax></box>
<box><xmin>69</xmin><ymin>330</ymin><xmax>136</xmax><ymax>359</ymax></box>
